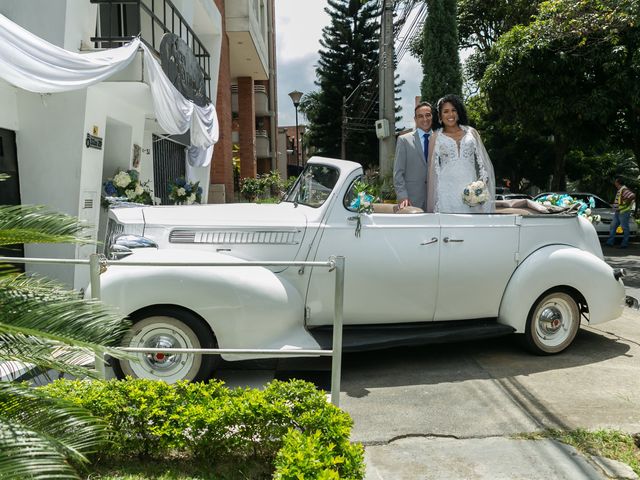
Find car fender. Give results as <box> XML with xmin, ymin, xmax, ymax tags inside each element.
<box><xmin>498</xmin><ymin>245</ymin><xmax>624</xmax><ymax>332</ymax></box>
<box><xmin>94</xmin><ymin>248</ymin><xmax>315</xmax><ymax>358</ymax></box>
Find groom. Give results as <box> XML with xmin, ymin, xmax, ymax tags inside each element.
<box><xmin>393</xmin><ymin>102</ymin><xmax>434</xmax><ymax>210</ymax></box>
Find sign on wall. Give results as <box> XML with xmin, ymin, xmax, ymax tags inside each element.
<box><xmin>159</xmin><ymin>33</ymin><xmax>208</xmax><ymax>107</ymax></box>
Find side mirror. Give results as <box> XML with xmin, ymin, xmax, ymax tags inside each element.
<box><xmin>109</xmin><ymin>235</ymin><xmax>158</xmax><ymax>260</ymax></box>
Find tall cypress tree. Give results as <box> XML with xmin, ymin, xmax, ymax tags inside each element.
<box><xmin>303</xmin><ymin>0</ymin><xmax>381</xmax><ymax>166</ymax></box>
<box><xmin>421</xmin><ymin>0</ymin><xmax>462</xmax><ymax>105</ymax></box>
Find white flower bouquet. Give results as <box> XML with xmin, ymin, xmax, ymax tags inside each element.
<box><xmin>102</xmin><ymin>169</ymin><xmax>153</xmax><ymax>207</ymax></box>
<box><xmin>462</xmin><ymin>180</ymin><xmax>489</xmax><ymax>206</ymax></box>
<box><xmin>168</xmin><ymin>178</ymin><xmax>203</xmax><ymax>205</ymax></box>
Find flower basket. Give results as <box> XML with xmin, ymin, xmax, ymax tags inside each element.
<box><xmin>168</xmin><ymin>178</ymin><xmax>203</xmax><ymax>205</ymax></box>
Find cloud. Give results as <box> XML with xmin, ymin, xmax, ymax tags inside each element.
<box><xmin>276</xmin><ymin>53</ymin><xmax>318</xmax><ymax>126</ymax></box>
<box><xmin>275</xmin><ymin>0</ymin><xmax>424</xmax><ymax>130</ymax></box>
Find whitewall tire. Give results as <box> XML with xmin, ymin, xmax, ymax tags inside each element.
<box><xmin>113</xmin><ymin>307</ymin><xmax>218</xmax><ymax>383</ymax></box>
<box><xmin>525</xmin><ymin>291</ymin><xmax>581</xmax><ymax>355</ymax></box>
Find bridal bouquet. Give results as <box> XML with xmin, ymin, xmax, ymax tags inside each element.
<box><xmin>462</xmin><ymin>180</ymin><xmax>489</xmax><ymax>206</ymax></box>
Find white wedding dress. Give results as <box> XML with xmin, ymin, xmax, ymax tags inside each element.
<box><xmin>427</xmin><ymin>126</ymin><xmax>495</xmax><ymax>213</ymax></box>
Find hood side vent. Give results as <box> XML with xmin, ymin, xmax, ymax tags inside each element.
<box><xmin>170</xmin><ymin>229</ymin><xmax>301</xmax><ymax>245</ymax></box>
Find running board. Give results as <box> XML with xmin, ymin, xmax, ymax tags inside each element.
<box><xmin>309</xmin><ymin>319</ymin><xmax>515</xmax><ymax>352</ymax></box>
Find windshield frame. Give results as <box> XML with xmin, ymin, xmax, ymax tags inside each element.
<box><xmin>283</xmin><ymin>164</ymin><xmax>341</xmax><ymax>208</ymax></box>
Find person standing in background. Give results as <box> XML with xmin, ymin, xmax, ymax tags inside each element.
<box><xmin>606</xmin><ymin>177</ymin><xmax>635</xmax><ymax>249</ymax></box>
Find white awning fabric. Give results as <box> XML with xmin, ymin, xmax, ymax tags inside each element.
<box><xmin>0</xmin><ymin>13</ymin><xmax>217</xmax><ymax>167</ymax></box>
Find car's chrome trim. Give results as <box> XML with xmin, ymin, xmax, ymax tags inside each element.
<box><xmin>169</xmin><ymin>229</ymin><xmax>301</xmax><ymax>245</ymax></box>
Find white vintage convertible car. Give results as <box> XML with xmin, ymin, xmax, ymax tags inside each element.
<box><xmin>98</xmin><ymin>157</ymin><xmax>625</xmax><ymax>383</ymax></box>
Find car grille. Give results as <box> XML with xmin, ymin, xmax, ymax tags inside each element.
<box><xmin>103</xmin><ymin>219</ymin><xmax>124</xmax><ymax>254</ymax></box>
<box><xmin>169</xmin><ymin>229</ymin><xmax>301</xmax><ymax>245</ymax></box>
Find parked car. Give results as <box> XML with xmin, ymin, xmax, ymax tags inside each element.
<box><xmin>533</xmin><ymin>192</ymin><xmax>638</xmax><ymax>238</ymax></box>
<box><xmin>496</xmin><ymin>193</ymin><xmax>533</xmax><ymax>201</ymax></box>
<box><xmin>96</xmin><ymin>158</ymin><xmax>625</xmax><ymax>383</ymax></box>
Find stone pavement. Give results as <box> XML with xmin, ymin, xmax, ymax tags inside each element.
<box><xmin>346</xmin><ymin>309</ymin><xmax>640</xmax><ymax>479</ymax></box>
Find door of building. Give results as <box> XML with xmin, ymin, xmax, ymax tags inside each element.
<box><xmin>153</xmin><ymin>134</ymin><xmax>186</xmax><ymax>205</ymax></box>
<box><xmin>0</xmin><ymin>128</ymin><xmax>24</xmax><ymax>264</ymax></box>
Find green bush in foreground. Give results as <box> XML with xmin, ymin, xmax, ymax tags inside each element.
<box><xmin>40</xmin><ymin>378</ymin><xmax>364</xmax><ymax>479</ymax></box>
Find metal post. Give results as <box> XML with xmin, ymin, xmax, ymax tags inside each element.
<box><xmin>341</xmin><ymin>97</ymin><xmax>347</xmax><ymax>160</ymax></box>
<box><xmin>379</xmin><ymin>0</ymin><xmax>395</xmax><ymax>177</ymax></box>
<box><xmin>330</xmin><ymin>256</ymin><xmax>345</xmax><ymax>407</ymax></box>
<box><xmin>294</xmin><ymin>105</ymin><xmax>300</xmax><ymax>167</ymax></box>
<box><xmin>89</xmin><ymin>254</ymin><xmax>106</xmax><ymax>380</ymax></box>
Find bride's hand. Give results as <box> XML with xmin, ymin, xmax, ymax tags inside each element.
<box><xmin>398</xmin><ymin>198</ymin><xmax>411</xmax><ymax>209</ymax></box>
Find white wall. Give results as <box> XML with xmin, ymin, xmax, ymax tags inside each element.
<box><xmin>0</xmin><ymin>0</ymin><xmax>67</xmax><ymax>47</ymax></box>
<box><xmin>0</xmin><ymin>81</ymin><xmax>19</xmax><ymax>131</ymax></box>
<box><xmin>16</xmin><ymin>89</ymin><xmax>87</xmax><ymax>286</ymax></box>
<box><xmin>73</xmin><ymin>84</ymin><xmax>147</xmax><ymax>289</ymax></box>
<box><xmin>63</xmin><ymin>0</ymin><xmax>98</xmax><ymax>51</ymax></box>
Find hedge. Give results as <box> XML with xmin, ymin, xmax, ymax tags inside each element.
<box><xmin>40</xmin><ymin>378</ymin><xmax>364</xmax><ymax>479</ymax></box>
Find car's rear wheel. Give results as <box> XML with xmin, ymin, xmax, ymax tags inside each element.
<box><xmin>524</xmin><ymin>290</ymin><xmax>580</xmax><ymax>355</ymax></box>
<box><xmin>113</xmin><ymin>307</ymin><xmax>218</xmax><ymax>383</ymax></box>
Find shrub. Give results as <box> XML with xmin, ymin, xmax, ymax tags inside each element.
<box><xmin>240</xmin><ymin>171</ymin><xmax>294</xmax><ymax>202</ymax></box>
<box><xmin>40</xmin><ymin>378</ymin><xmax>364</xmax><ymax>478</ymax></box>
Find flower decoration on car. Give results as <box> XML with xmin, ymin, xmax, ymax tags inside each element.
<box><xmin>535</xmin><ymin>194</ymin><xmax>601</xmax><ymax>223</ymax></box>
<box><xmin>462</xmin><ymin>180</ymin><xmax>489</xmax><ymax>206</ymax></box>
<box><xmin>102</xmin><ymin>169</ymin><xmax>153</xmax><ymax>208</ymax></box>
<box><xmin>349</xmin><ymin>180</ymin><xmax>377</xmax><ymax>237</ymax></box>
<box><xmin>168</xmin><ymin>178</ymin><xmax>203</xmax><ymax>205</ymax></box>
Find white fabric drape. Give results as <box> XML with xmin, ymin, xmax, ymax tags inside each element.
<box><xmin>141</xmin><ymin>43</ymin><xmax>218</xmax><ymax>166</ymax></box>
<box><xmin>0</xmin><ymin>13</ymin><xmax>218</xmax><ymax>166</ymax></box>
<box><xmin>0</xmin><ymin>13</ymin><xmax>141</xmax><ymax>92</ymax></box>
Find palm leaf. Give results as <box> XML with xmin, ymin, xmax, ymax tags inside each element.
<box><xmin>0</xmin><ymin>382</ymin><xmax>107</xmax><ymax>479</ymax></box>
<box><xmin>0</xmin><ymin>205</ymin><xmax>91</xmax><ymax>247</ymax></box>
<box><xmin>0</xmin><ymin>275</ymin><xmax>131</xmax><ymax>379</ymax></box>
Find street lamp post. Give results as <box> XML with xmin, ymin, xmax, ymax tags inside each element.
<box><xmin>288</xmin><ymin>90</ymin><xmax>303</xmax><ymax>167</ymax></box>
<box><xmin>341</xmin><ymin>79</ymin><xmax>372</xmax><ymax>160</ymax></box>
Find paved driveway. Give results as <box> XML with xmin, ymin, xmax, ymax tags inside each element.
<box><xmin>340</xmin><ymin>311</ymin><xmax>640</xmax><ymax>443</ymax></box>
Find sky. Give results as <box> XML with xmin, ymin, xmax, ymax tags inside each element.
<box><xmin>275</xmin><ymin>0</ymin><xmax>423</xmax><ymax>131</ymax></box>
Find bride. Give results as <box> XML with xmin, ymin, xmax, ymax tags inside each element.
<box><xmin>426</xmin><ymin>94</ymin><xmax>496</xmax><ymax>213</ymax></box>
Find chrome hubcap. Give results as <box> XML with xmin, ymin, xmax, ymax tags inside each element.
<box><xmin>144</xmin><ymin>334</ymin><xmax>181</xmax><ymax>371</ymax></box>
<box><xmin>538</xmin><ymin>306</ymin><xmax>563</xmax><ymax>336</ymax></box>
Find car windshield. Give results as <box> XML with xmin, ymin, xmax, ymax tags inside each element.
<box><xmin>283</xmin><ymin>164</ymin><xmax>340</xmax><ymax>208</ymax></box>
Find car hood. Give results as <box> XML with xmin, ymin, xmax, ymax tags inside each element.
<box><xmin>139</xmin><ymin>202</ymin><xmax>308</xmax><ymax>229</ymax></box>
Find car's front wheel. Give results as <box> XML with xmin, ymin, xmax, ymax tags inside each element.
<box><xmin>524</xmin><ymin>290</ymin><xmax>581</xmax><ymax>355</ymax></box>
<box><xmin>113</xmin><ymin>307</ymin><xmax>218</xmax><ymax>383</ymax></box>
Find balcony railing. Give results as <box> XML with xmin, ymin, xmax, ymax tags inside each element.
<box><xmin>90</xmin><ymin>0</ymin><xmax>211</xmax><ymax>101</ymax></box>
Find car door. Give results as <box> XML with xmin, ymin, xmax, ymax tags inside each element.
<box><xmin>435</xmin><ymin>213</ymin><xmax>519</xmax><ymax>320</ymax></box>
<box><xmin>305</xmin><ymin>177</ymin><xmax>441</xmax><ymax>326</ymax></box>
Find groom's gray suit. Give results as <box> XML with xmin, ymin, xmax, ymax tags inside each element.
<box><xmin>393</xmin><ymin>130</ymin><xmax>428</xmax><ymax>211</ymax></box>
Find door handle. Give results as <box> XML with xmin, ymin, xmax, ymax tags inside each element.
<box><xmin>347</xmin><ymin>216</ymin><xmax>359</xmax><ymax>222</ymax></box>
<box><xmin>421</xmin><ymin>237</ymin><xmax>438</xmax><ymax>245</ymax></box>
<box><xmin>443</xmin><ymin>237</ymin><xmax>463</xmax><ymax>243</ymax></box>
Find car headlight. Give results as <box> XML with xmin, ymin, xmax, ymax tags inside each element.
<box><xmin>109</xmin><ymin>235</ymin><xmax>158</xmax><ymax>260</ymax></box>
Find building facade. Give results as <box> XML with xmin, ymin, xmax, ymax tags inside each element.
<box><xmin>210</xmin><ymin>0</ymin><xmax>281</xmax><ymax>203</ymax></box>
<box><xmin>0</xmin><ymin>0</ymin><xmax>223</xmax><ymax>288</ymax></box>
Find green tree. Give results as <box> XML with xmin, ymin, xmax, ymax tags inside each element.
<box><xmin>420</xmin><ymin>0</ymin><xmax>462</xmax><ymax>104</ymax></box>
<box><xmin>304</xmin><ymin>0</ymin><xmax>381</xmax><ymax>165</ymax></box>
<box><xmin>457</xmin><ymin>0</ymin><xmax>540</xmax><ymax>85</ymax></box>
<box><xmin>481</xmin><ymin>0</ymin><xmax>640</xmax><ymax>189</ymax></box>
<box><xmin>0</xmin><ymin>203</ymin><xmax>129</xmax><ymax>478</ymax></box>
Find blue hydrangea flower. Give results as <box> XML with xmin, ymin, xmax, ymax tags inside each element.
<box><xmin>104</xmin><ymin>181</ymin><xmax>117</xmax><ymax>196</ymax></box>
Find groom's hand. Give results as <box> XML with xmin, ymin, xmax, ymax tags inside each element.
<box><xmin>398</xmin><ymin>198</ymin><xmax>411</xmax><ymax>209</ymax></box>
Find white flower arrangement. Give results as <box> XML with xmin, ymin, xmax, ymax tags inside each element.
<box><xmin>168</xmin><ymin>178</ymin><xmax>202</xmax><ymax>205</ymax></box>
<box><xmin>462</xmin><ymin>180</ymin><xmax>490</xmax><ymax>206</ymax></box>
<box><xmin>102</xmin><ymin>169</ymin><xmax>153</xmax><ymax>207</ymax></box>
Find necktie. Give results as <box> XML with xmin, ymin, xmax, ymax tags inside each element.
<box><xmin>423</xmin><ymin>133</ymin><xmax>429</xmax><ymax>162</ymax></box>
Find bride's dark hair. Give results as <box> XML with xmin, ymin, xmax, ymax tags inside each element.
<box><xmin>436</xmin><ymin>94</ymin><xmax>469</xmax><ymax>126</ymax></box>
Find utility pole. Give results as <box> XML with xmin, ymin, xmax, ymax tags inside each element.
<box><xmin>379</xmin><ymin>0</ymin><xmax>395</xmax><ymax>177</ymax></box>
<box><xmin>341</xmin><ymin>96</ymin><xmax>347</xmax><ymax>160</ymax></box>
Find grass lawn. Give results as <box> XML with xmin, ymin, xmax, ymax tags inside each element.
<box><xmin>520</xmin><ymin>429</ymin><xmax>640</xmax><ymax>475</ymax></box>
